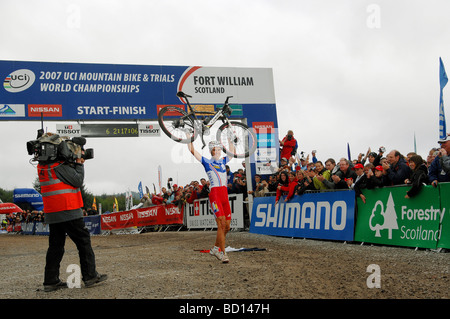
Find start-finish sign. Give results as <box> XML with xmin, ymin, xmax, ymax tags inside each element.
<box><xmin>0</xmin><ymin>61</ymin><xmax>277</xmax><ymax>127</ymax></box>
<box><xmin>1</xmin><ymin>60</ymin><xmax>280</xmax><ymax>182</ymax></box>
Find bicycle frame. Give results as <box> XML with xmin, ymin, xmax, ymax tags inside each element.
<box><xmin>180</xmin><ymin>92</ymin><xmax>233</xmax><ymax>149</ymax></box>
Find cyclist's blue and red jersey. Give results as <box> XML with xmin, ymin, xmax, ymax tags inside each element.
<box><xmin>201</xmin><ymin>156</ymin><xmax>230</xmax><ymax>188</ymax></box>
<box><xmin>201</xmin><ymin>156</ymin><xmax>232</xmax><ymax>220</ymax></box>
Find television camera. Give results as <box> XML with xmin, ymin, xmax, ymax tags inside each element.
<box><xmin>27</xmin><ymin>128</ymin><xmax>93</xmax><ymax>163</ymax></box>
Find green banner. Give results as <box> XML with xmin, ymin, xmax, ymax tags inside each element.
<box><xmin>437</xmin><ymin>183</ymin><xmax>450</xmax><ymax>249</ymax></box>
<box><xmin>355</xmin><ymin>185</ymin><xmax>442</xmax><ymax>249</ymax></box>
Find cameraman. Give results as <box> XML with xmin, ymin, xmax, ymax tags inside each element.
<box><xmin>36</xmin><ymin>133</ymin><xmax>107</xmax><ymax>292</ymax></box>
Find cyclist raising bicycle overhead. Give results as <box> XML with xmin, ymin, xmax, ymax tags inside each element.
<box><xmin>188</xmin><ymin>138</ymin><xmax>235</xmax><ymax>263</ymax></box>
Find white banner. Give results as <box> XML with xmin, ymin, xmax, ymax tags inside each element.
<box><xmin>178</xmin><ymin>67</ymin><xmax>276</xmax><ymax>104</ymax></box>
<box><xmin>185</xmin><ymin>193</ymin><xmax>244</xmax><ymax>229</ymax></box>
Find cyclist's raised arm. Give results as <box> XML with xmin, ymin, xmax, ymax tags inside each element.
<box><xmin>187</xmin><ymin>135</ymin><xmax>202</xmax><ymax>162</ymax></box>
<box><xmin>226</xmin><ymin>136</ymin><xmax>236</xmax><ymax>161</ymax></box>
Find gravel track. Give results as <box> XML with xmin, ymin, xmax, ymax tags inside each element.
<box><xmin>0</xmin><ymin>231</ymin><xmax>448</xmax><ymax>300</ymax></box>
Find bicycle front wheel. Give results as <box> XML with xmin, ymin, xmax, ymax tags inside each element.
<box><xmin>216</xmin><ymin>121</ymin><xmax>257</xmax><ymax>158</ymax></box>
<box><xmin>158</xmin><ymin>106</ymin><xmax>197</xmax><ymax>144</ymax></box>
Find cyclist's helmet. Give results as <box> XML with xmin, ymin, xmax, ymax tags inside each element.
<box><xmin>208</xmin><ymin>140</ymin><xmax>222</xmax><ymax>152</ymax></box>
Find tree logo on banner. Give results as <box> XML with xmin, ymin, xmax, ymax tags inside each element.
<box><xmin>369</xmin><ymin>192</ymin><xmax>399</xmax><ymax>239</ymax></box>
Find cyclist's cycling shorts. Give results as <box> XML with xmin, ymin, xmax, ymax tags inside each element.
<box><xmin>209</xmin><ymin>186</ymin><xmax>231</xmax><ymax>220</ymax></box>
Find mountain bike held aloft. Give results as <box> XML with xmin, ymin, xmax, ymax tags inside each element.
<box><xmin>158</xmin><ymin>91</ymin><xmax>257</xmax><ymax>158</ymax></box>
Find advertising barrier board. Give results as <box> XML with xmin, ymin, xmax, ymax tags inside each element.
<box><xmin>34</xmin><ymin>222</ymin><xmax>49</xmax><ymax>235</ymax></box>
<box><xmin>249</xmin><ymin>191</ymin><xmax>355</xmax><ymax>241</ymax></box>
<box><xmin>354</xmin><ymin>185</ymin><xmax>442</xmax><ymax>249</ymax></box>
<box><xmin>19</xmin><ymin>215</ymin><xmax>101</xmax><ymax>235</ymax></box>
<box><xmin>185</xmin><ymin>193</ymin><xmax>244</xmax><ymax>229</ymax></box>
<box><xmin>100</xmin><ymin>204</ymin><xmax>183</xmax><ymax>230</ymax></box>
<box><xmin>83</xmin><ymin>215</ymin><xmax>101</xmax><ymax>235</ymax></box>
<box><xmin>21</xmin><ymin>221</ymin><xmax>35</xmax><ymax>235</ymax></box>
<box><xmin>437</xmin><ymin>183</ymin><xmax>450</xmax><ymax>249</ymax></box>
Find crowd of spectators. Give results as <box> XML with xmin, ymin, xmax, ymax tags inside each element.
<box><xmin>272</xmin><ymin>130</ymin><xmax>450</xmax><ymax>204</ymax></box>
<box><xmin>4</xmin><ymin>131</ymin><xmax>449</xmax><ymax>231</ymax></box>
<box><xmin>136</xmin><ymin>131</ymin><xmax>450</xmax><ymax>210</ymax></box>
<box><xmin>138</xmin><ymin>164</ymin><xmax>250</xmax><ymax>209</ymax></box>
<box><xmin>1</xmin><ymin>210</ymin><xmax>44</xmax><ymax>231</ymax></box>
<box><xmin>1</xmin><ymin>204</ymin><xmax>101</xmax><ymax>232</ymax></box>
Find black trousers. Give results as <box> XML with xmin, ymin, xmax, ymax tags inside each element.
<box><xmin>44</xmin><ymin>218</ymin><xmax>98</xmax><ymax>285</ymax></box>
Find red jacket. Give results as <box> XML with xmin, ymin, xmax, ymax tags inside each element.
<box><xmin>280</xmin><ymin>137</ymin><xmax>297</xmax><ymax>160</ymax></box>
<box><xmin>275</xmin><ymin>178</ymin><xmax>298</xmax><ymax>202</ymax></box>
<box><xmin>151</xmin><ymin>195</ymin><xmax>164</xmax><ymax>205</ymax></box>
<box><xmin>185</xmin><ymin>190</ymin><xmax>198</xmax><ymax>204</ymax></box>
<box><xmin>37</xmin><ymin>162</ymin><xmax>83</xmax><ymax>213</ymax></box>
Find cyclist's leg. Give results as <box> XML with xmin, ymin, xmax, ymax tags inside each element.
<box><xmin>214</xmin><ymin>216</ymin><xmax>228</xmax><ymax>253</ymax></box>
<box><xmin>213</xmin><ymin>188</ymin><xmax>232</xmax><ymax>253</ymax></box>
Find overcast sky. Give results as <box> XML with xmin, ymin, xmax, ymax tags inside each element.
<box><xmin>1</xmin><ymin>0</ymin><xmax>450</xmax><ymax>196</ymax></box>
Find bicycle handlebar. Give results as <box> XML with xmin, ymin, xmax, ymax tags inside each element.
<box><xmin>224</xmin><ymin>96</ymin><xmax>233</xmax><ymax>105</ymax></box>
<box><xmin>177</xmin><ymin>91</ymin><xmax>192</xmax><ymax>99</ymax></box>
<box><xmin>177</xmin><ymin>92</ymin><xmax>233</xmax><ymax>106</ymax></box>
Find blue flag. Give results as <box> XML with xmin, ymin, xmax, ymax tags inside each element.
<box><xmin>439</xmin><ymin>57</ymin><xmax>448</xmax><ymax>139</ymax></box>
<box><xmin>347</xmin><ymin>142</ymin><xmax>351</xmax><ymax>161</ymax></box>
<box><xmin>138</xmin><ymin>181</ymin><xmax>143</xmax><ymax>199</ymax></box>
<box><xmin>414</xmin><ymin>132</ymin><xmax>417</xmax><ymax>153</ymax></box>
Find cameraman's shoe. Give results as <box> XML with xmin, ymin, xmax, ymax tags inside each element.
<box><xmin>84</xmin><ymin>274</ymin><xmax>108</xmax><ymax>288</ymax></box>
<box><xmin>43</xmin><ymin>280</ymin><xmax>68</xmax><ymax>292</ymax></box>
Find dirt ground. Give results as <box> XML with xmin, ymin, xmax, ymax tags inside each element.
<box><xmin>0</xmin><ymin>230</ymin><xmax>449</xmax><ymax>302</ymax></box>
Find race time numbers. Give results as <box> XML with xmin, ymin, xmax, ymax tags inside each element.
<box><xmin>78</xmin><ymin>124</ymin><xmax>160</xmax><ymax>138</ymax></box>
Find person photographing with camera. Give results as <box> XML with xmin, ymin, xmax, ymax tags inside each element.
<box><xmin>279</xmin><ymin>130</ymin><xmax>298</xmax><ymax>165</ymax></box>
<box><xmin>29</xmin><ymin>132</ymin><xmax>107</xmax><ymax>292</ymax></box>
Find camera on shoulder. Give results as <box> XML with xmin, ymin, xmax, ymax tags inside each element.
<box><xmin>27</xmin><ymin>130</ymin><xmax>94</xmax><ymax>164</ymax></box>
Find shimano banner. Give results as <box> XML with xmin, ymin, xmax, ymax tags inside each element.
<box><xmin>250</xmin><ymin>191</ymin><xmax>355</xmax><ymax>241</ymax></box>
<box><xmin>13</xmin><ymin>188</ymin><xmax>44</xmax><ymax>211</ymax></box>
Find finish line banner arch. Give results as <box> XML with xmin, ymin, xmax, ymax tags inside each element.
<box><xmin>0</xmin><ymin>60</ymin><xmax>280</xmax><ymax>170</ymax></box>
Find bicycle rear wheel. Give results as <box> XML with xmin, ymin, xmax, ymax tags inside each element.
<box><xmin>158</xmin><ymin>106</ymin><xmax>197</xmax><ymax>143</ymax></box>
<box><xmin>216</xmin><ymin>121</ymin><xmax>257</xmax><ymax>158</ymax></box>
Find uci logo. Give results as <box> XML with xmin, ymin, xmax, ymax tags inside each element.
<box><xmin>3</xmin><ymin>69</ymin><xmax>36</xmax><ymax>93</ymax></box>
